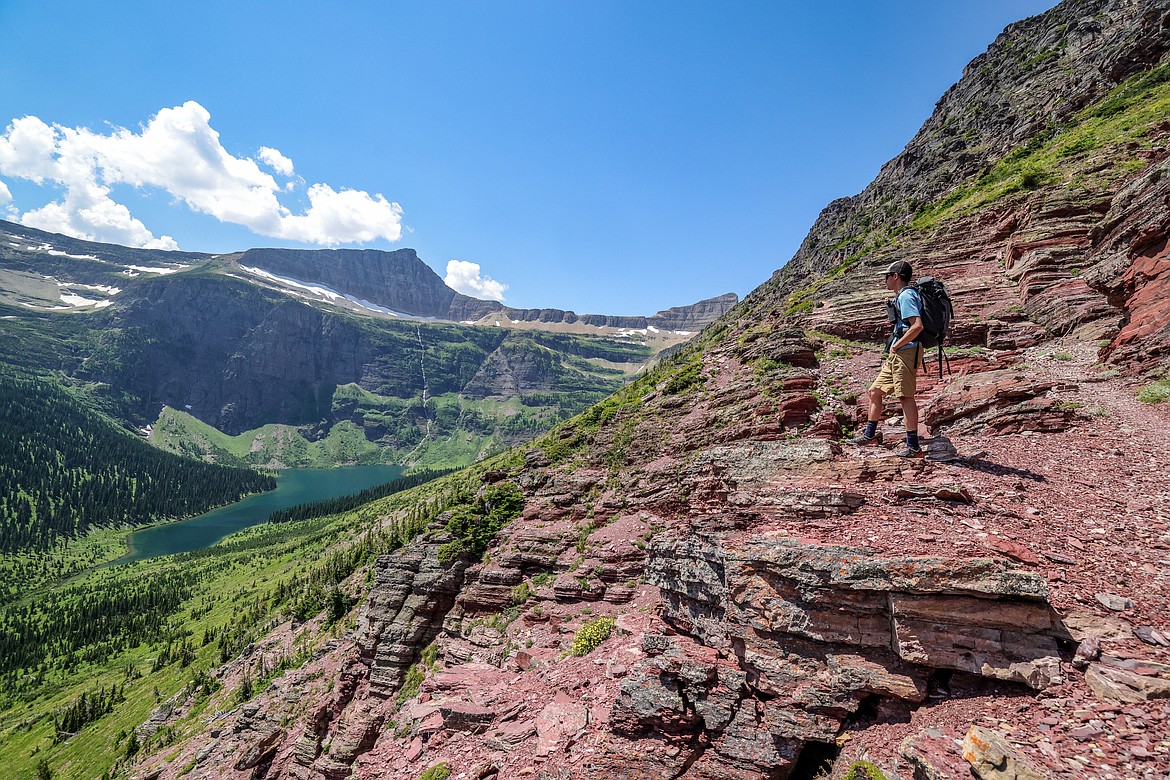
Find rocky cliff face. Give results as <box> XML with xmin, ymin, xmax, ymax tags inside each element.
<box><xmin>759</xmin><ymin>0</ymin><xmax>1170</xmax><ymax>373</ymax></box>
<box><xmin>87</xmin><ymin>273</ymin><xmax>374</xmax><ymax>433</ymax></box>
<box><xmin>125</xmin><ymin>2</ymin><xmax>1170</xmax><ymax>779</ymax></box>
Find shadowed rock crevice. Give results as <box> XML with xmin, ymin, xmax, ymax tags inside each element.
<box><xmin>635</xmin><ymin>533</ymin><xmax>1065</xmax><ymax>778</ymax></box>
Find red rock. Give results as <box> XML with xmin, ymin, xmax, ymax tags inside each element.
<box><xmin>405</xmin><ymin>736</ymin><xmax>423</xmax><ymax>762</ymax></box>
<box><xmin>534</xmin><ymin>698</ymin><xmax>589</xmax><ymax>757</ymax></box>
<box><xmin>986</xmin><ymin>536</ymin><xmax>1041</xmax><ymax>565</ymax></box>
<box><xmin>439</xmin><ymin>701</ymin><xmax>497</xmax><ymax>733</ymax></box>
<box><xmin>417</xmin><ymin>711</ymin><xmax>444</xmax><ymax>735</ymax></box>
<box><xmin>1070</xmin><ymin>724</ymin><xmax>1105</xmax><ymax>741</ymax></box>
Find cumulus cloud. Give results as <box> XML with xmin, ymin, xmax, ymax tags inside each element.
<box><xmin>258</xmin><ymin>146</ymin><xmax>294</xmax><ymax>177</ymax></box>
<box><xmin>0</xmin><ymin>179</ymin><xmax>11</xmax><ymax>204</ymax></box>
<box><xmin>0</xmin><ymin>102</ymin><xmax>403</xmax><ymax>249</ymax></box>
<box><xmin>444</xmin><ymin>259</ymin><xmax>508</xmax><ymax>302</ymax></box>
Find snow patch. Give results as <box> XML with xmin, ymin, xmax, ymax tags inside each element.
<box><xmin>648</xmin><ymin>325</ymin><xmax>660</xmax><ymax>333</ymax></box>
<box><xmin>59</xmin><ymin>293</ymin><xmax>113</xmax><ymax>308</ymax></box>
<box><xmin>63</xmin><ymin>282</ymin><xmax>121</xmax><ymax>295</ymax></box>
<box><xmin>47</xmin><ymin>250</ymin><xmax>101</xmax><ymax>261</ymax></box>
<box><xmin>240</xmin><ymin>265</ymin><xmax>407</xmax><ymax>316</ymax></box>
<box><xmin>125</xmin><ymin>264</ymin><xmax>187</xmax><ymax>275</ymax></box>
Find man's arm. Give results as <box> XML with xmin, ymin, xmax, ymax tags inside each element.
<box><xmin>890</xmin><ymin>316</ymin><xmax>923</xmax><ymax>352</ymax></box>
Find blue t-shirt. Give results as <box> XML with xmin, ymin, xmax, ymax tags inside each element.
<box><xmin>891</xmin><ymin>287</ymin><xmax>922</xmax><ymax>349</ymax></box>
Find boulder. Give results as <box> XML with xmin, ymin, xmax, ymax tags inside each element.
<box><xmin>962</xmin><ymin>726</ymin><xmax>1046</xmax><ymax>780</ymax></box>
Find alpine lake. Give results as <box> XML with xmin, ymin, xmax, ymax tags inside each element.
<box><xmin>114</xmin><ymin>464</ymin><xmax>404</xmax><ymax>564</ymax></box>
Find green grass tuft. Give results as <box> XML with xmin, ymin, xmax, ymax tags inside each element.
<box><xmin>1136</xmin><ymin>379</ymin><xmax>1170</xmax><ymax>404</ymax></box>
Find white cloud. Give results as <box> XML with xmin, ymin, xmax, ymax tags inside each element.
<box><xmin>0</xmin><ymin>102</ymin><xmax>404</xmax><ymax>249</ymax></box>
<box><xmin>444</xmin><ymin>259</ymin><xmax>508</xmax><ymax>302</ymax></box>
<box><xmin>258</xmin><ymin>146</ymin><xmax>294</xmax><ymax>177</ymax></box>
<box><xmin>0</xmin><ymin>179</ymin><xmax>11</xmax><ymax>204</ymax></box>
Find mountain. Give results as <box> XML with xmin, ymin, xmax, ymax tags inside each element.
<box><xmin>233</xmin><ymin>246</ymin><xmax>737</xmax><ymax>332</ymax></box>
<box><xmin>0</xmin><ymin>222</ymin><xmax>737</xmax><ymax>469</ymax></box>
<box><xmin>5</xmin><ymin>1</ymin><xmax>1170</xmax><ymax>779</ymax></box>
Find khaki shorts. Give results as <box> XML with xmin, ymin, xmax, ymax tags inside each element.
<box><xmin>871</xmin><ymin>346</ymin><xmax>922</xmax><ymax>399</ymax></box>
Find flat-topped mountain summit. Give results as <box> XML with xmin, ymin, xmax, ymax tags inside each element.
<box><xmin>232</xmin><ymin>246</ymin><xmax>737</xmax><ymax>332</ymax></box>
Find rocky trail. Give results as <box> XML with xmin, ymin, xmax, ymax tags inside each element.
<box><xmin>799</xmin><ymin>338</ymin><xmax>1170</xmax><ymax>778</ymax></box>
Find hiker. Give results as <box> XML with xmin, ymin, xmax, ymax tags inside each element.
<box><xmin>850</xmin><ymin>260</ymin><xmax>925</xmax><ymax>458</ymax></box>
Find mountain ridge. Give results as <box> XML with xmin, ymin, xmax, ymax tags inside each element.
<box><xmin>1</xmin><ymin>219</ymin><xmax>736</xmax><ymax>469</ymax></box>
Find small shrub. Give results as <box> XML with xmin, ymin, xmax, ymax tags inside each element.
<box><xmin>663</xmin><ymin>358</ymin><xmax>704</xmax><ymax>395</ymax></box>
<box><xmin>236</xmin><ymin>672</ymin><xmax>254</xmax><ymax>703</ymax></box>
<box><xmin>575</xmin><ymin>522</ymin><xmax>595</xmax><ymax>553</ymax></box>
<box><xmin>843</xmin><ymin>761</ymin><xmax>888</xmax><ymax>780</ymax></box>
<box><xmin>531</xmin><ymin>571</ymin><xmax>553</xmax><ymax>588</ymax></box>
<box><xmin>396</xmin><ymin>643</ymin><xmax>439</xmax><ymax>705</ymax></box>
<box><xmin>418</xmin><ymin>763</ymin><xmax>452</xmax><ymax>780</ymax></box>
<box><xmin>435</xmin><ymin>539</ymin><xmax>465</xmax><ymax>565</ymax></box>
<box><xmin>1053</xmin><ymin>352</ymin><xmax>1074</xmax><ymax>361</ymax></box>
<box><xmin>755</xmin><ymin>356</ymin><xmax>786</xmax><ymax>375</ymax></box>
<box><xmin>511</xmin><ymin>582</ymin><xmax>532</xmax><ymax>605</ymax></box>
<box><xmin>1137</xmin><ymin>379</ymin><xmax>1170</xmax><ymax>404</ymax></box>
<box><xmin>571</xmin><ymin>616</ymin><xmax>616</xmax><ymax>656</ymax></box>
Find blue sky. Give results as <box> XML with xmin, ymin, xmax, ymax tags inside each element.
<box><xmin>0</xmin><ymin>0</ymin><xmax>1060</xmax><ymax>314</ymax></box>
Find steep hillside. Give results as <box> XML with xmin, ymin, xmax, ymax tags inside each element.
<box><xmin>6</xmin><ymin>2</ymin><xmax>1170</xmax><ymax>780</ymax></box>
<box><xmin>761</xmin><ymin>0</ymin><xmax>1170</xmax><ymax>372</ymax></box>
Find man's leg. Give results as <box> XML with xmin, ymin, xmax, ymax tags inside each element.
<box><xmin>868</xmin><ymin>386</ymin><xmax>886</xmax><ymax>423</ymax></box>
<box><xmin>848</xmin><ymin>385</ymin><xmax>886</xmax><ymax>444</ymax></box>
<box><xmin>900</xmin><ymin>395</ymin><xmax>920</xmax><ymax>449</ymax></box>
<box><xmin>896</xmin><ymin>350</ymin><xmax>922</xmax><ymax>456</ymax></box>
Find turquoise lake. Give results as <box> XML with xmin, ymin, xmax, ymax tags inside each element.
<box><xmin>114</xmin><ymin>464</ymin><xmax>404</xmax><ymax>564</ymax></box>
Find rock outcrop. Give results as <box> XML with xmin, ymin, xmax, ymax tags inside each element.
<box><xmin>621</xmin><ymin>534</ymin><xmax>1063</xmax><ymax>778</ymax></box>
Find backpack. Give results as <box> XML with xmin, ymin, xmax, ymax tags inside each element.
<box><xmin>913</xmin><ymin>277</ymin><xmax>953</xmax><ymax>349</ymax></box>
<box><xmin>889</xmin><ymin>276</ymin><xmax>954</xmax><ymax>378</ymax></box>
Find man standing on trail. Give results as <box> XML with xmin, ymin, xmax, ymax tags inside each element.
<box><xmin>850</xmin><ymin>260</ymin><xmax>925</xmax><ymax>458</ymax></box>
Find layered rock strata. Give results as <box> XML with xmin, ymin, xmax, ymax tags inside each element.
<box><xmin>618</xmin><ymin>534</ymin><xmax>1064</xmax><ymax>779</ymax></box>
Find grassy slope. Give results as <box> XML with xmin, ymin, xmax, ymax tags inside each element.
<box><xmin>0</xmin><ymin>457</ymin><xmax>502</xmax><ymax>780</ymax></box>
<box><xmin>779</xmin><ymin>60</ymin><xmax>1170</xmax><ymax>318</ymax></box>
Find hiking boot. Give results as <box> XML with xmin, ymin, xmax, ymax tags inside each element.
<box><xmin>895</xmin><ymin>445</ymin><xmax>925</xmax><ymax>459</ymax></box>
<box><xmin>847</xmin><ymin>430</ymin><xmax>883</xmax><ymax>446</ymax></box>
